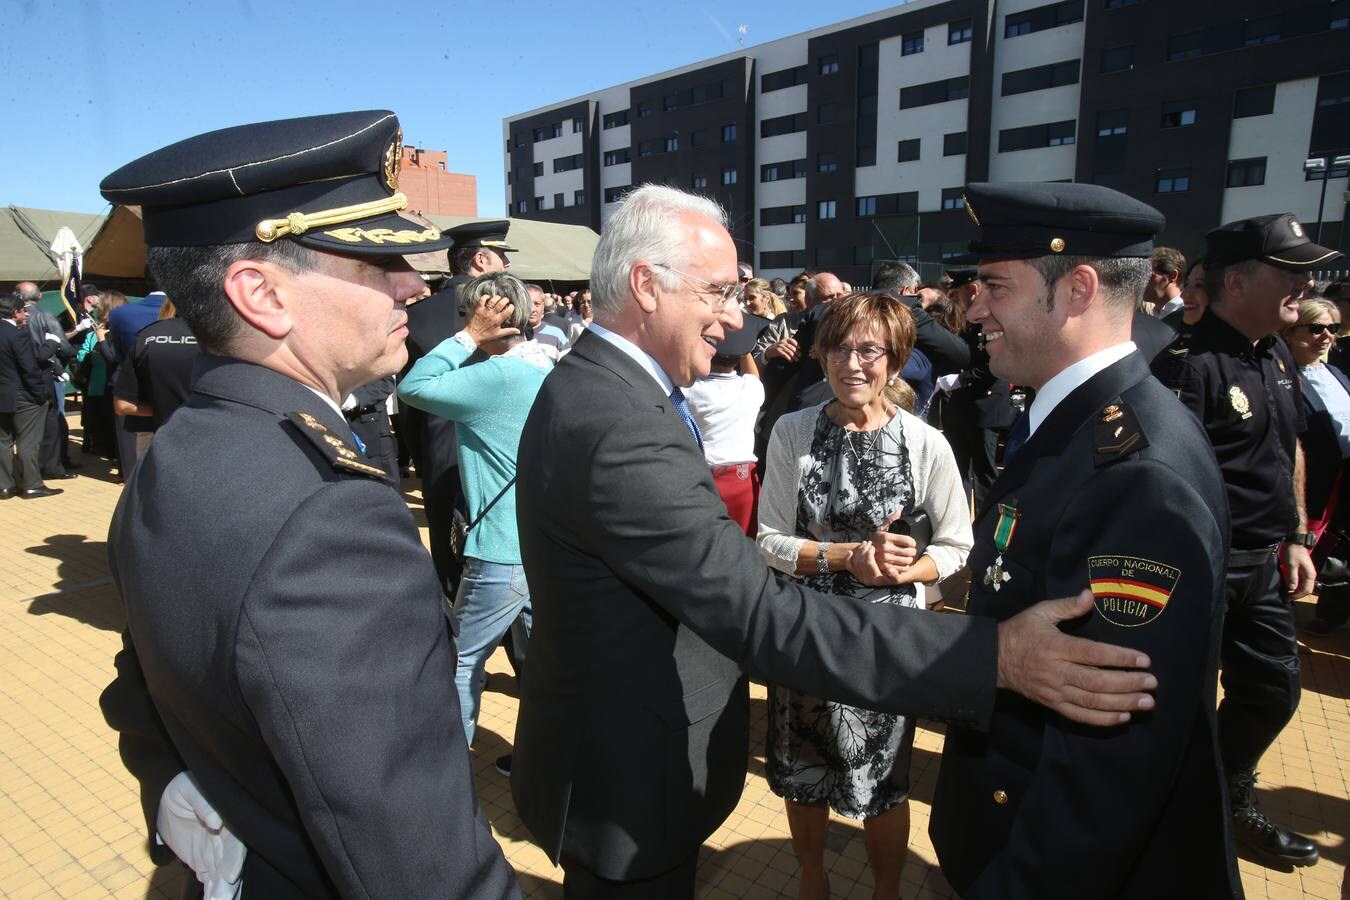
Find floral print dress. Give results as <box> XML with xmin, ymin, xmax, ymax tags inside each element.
<box><xmin>765</xmin><ymin>407</ymin><xmax>919</xmax><ymax>819</ymax></box>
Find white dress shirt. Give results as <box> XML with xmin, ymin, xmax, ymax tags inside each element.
<box><xmin>1026</xmin><ymin>342</ymin><xmax>1137</xmax><ymax>439</ymax></box>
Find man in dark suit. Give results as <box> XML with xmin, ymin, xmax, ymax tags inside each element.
<box><xmin>15</xmin><ymin>283</ymin><xmax>78</xmax><ymax>478</ymax></box>
<box><xmin>929</xmin><ymin>182</ymin><xmax>1239</xmax><ymax>897</ymax></box>
<box><xmin>403</xmin><ymin>219</ymin><xmax>517</xmax><ymax>599</ymax></box>
<box><xmin>0</xmin><ymin>293</ymin><xmax>60</xmax><ymax>498</ymax></box>
<box><xmin>97</xmin><ymin>110</ymin><xmax>518</xmax><ymax>898</ymax></box>
<box><xmin>513</xmin><ymin>184</ymin><xmax>1163</xmax><ymax>898</ymax></box>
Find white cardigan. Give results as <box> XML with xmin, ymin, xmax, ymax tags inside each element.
<box><xmin>756</xmin><ymin>404</ymin><xmax>974</xmax><ymax>582</ymax></box>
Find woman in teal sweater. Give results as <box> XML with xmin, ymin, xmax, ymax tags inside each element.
<box><xmin>398</xmin><ymin>272</ymin><xmax>553</xmax><ymax>750</ymax></box>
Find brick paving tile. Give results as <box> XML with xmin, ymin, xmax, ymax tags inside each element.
<box><xmin>2</xmin><ymin>414</ymin><xmax>1347</xmax><ymax>897</ymax></box>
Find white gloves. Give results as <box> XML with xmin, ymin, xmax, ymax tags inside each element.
<box><xmin>157</xmin><ymin>772</ymin><xmax>246</xmax><ymax>899</ymax></box>
<box><xmin>73</xmin><ymin>318</ymin><xmax>95</xmax><ymax>334</ymax></box>
<box><xmin>340</xmin><ymin>393</ymin><xmax>358</xmax><ymax>412</ymax></box>
<box><xmin>936</xmin><ymin>373</ymin><xmax>961</xmax><ymax>393</ymax></box>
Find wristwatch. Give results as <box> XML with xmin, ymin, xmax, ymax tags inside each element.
<box><xmin>1286</xmin><ymin>532</ymin><xmax>1316</xmax><ymax>548</ymax></box>
<box><xmin>817</xmin><ymin>542</ymin><xmax>831</xmax><ymax>574</ymax></box>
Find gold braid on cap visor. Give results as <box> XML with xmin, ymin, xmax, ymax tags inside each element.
<box><xmin>255</xmin><ymin>192</ymin><xmax>410</xmax><ymax>242</ymax></box>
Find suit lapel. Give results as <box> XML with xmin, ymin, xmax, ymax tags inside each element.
<box><xmin>569</xmin><ymin>329</ymin><xmax>672</xmax><ymax>415</ymax></box>
<box><xmin>982</xmin><ymin>353</ymin><xmax>1152</xmax><ymax>513</ymax></box>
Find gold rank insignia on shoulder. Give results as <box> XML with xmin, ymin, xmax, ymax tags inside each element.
<box><xmin>284</xmin><ymin>411</ymin><xmax>392</xmax><ymax>482</ymax></box>
<box><xmin>1167</xmin><ymin>346</ymin><xmax>1189</xmax><ymax>356</ymax></box>
<box><xmin>1228</xmin><ymin>385</ymin><xmax>1252</xmax><ymax>419</ymax></box>
<box><xmin>1087</xmin><ymin>555</ymin><xmax>1179</xmax><ymax>627</ymax></box>
<box><xmin>1277</xmin><ymin>358</ymin><xmax>1287</xmax><ymax>373</ymax></box>
<box><xmin>1094</xmin><ymin>401</ymin><xmax>1147</xmax><ymax>466</ymax></box>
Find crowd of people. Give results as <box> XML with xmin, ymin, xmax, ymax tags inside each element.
<box><xmin>5</xmin><ymin>107</ymin><xmax>1345</xmax><ymax>898</ymax></box>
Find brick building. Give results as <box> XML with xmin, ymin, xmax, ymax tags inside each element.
<box><xmin>399</xmin><ymin>146</ymin><xmax>477</xmax><ymax>217</ymax></box>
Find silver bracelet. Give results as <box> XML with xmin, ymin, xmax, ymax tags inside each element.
<box><xmin>817</xmin><ymin>541</ymin><xmax>831</xmax><ymax>575</ymax></box>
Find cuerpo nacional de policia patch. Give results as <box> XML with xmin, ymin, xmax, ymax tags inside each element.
<box><xmin>1087</xmin><ymin>555</ymin><xmax>1180</xmax><ymax>627</ymax></box>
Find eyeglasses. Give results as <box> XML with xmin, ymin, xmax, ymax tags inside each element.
<box><xmin>826</xmin><ymin>344</ymin><xmax>891</xmax><ymax>364</ymax></box>
<box><xmin>1302</xmin><ymin>322</ymin><xmax>1341</xmax><ymax>336</ymax></box>
<box><xmin>651</xmin><ymin>263</ymin><xmax>742</xmax><ymax>311</ymax></box>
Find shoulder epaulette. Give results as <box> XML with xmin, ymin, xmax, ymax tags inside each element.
<box><xmin>1094</xmin><ymin>401</ymin><xmax>1148</xmax><ymax>467</ymax></box>
<box><xmin>284</xmin><ymin>411</ymin><xmax>391</xmax><ymax>482</ymax></box>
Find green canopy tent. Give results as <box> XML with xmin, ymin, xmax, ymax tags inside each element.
<box><xmin>0</xmin><ymin>205</ymin><xmax>107</xmax><ymax>288</ymax></box>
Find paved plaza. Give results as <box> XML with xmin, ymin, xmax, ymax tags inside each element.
<box><xmin>1</xmin><ymin>414</ymin><xmax>1347</xmax><ymax>898</ymax></box>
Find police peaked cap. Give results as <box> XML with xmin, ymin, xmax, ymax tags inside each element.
<box><xmin>100</xmin><ymin>110</ymin><xmax>453</xmax><ymax>256</ymax></box>
<box><xmin>1204</xmin><ymin>213</ymin><xmax>1343</xmax><ymax>272</ymax></box>
<box><xmin>963</xmin><ymin>182</ymin><xmax>1164</xmax><ymax>260</ymax></box>
<box><xmin>446</xmin><ymin>220</ymin><xmax>518</xmax><ymax>253</ymax></box>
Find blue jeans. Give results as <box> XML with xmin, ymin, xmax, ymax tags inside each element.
<box><xmin>452</xmin><ymin>558</ymin><xmax>531</xmax><ymax>747</ymax></box>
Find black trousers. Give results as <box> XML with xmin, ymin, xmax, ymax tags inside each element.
<box><xmin>0</xmin><ymin>399</ymin><xmax>47</xmax><ymax>491</ymax></box>
<box><xmin>561</xmin><ymin>853</ymin><xmax>697</xmax><ymax>900</ymax></box>
<box><xmin>424</xmin><ymin>478</ymin><xmax>466</xmax><ymax>601</ymax></box>
<box><xmin>1216</xmin><ymin>555</ymin><xmax>1300</xmax><ymax>775</ymax></box>
<box><xmin>39</xmin><ymin>383</ymin><xmax>67</xmax><ymax>476</ymax></box>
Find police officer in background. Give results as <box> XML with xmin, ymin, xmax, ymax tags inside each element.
<box><xmin>930</xmin><ymin>182</ymin><xmax>1237</xmax><ymax>897</ymax></box>
<box><xmin>343</xmin><ymin>375</ymin><xmax>398</xmax><ymax>481</ymax></box>
<box><xmin>403</xmin><ymin>220</ymin><xmax>517</xmax><ymax>599</ymax></box>
<box><xmin>1153</xmin><ymin>213</ymin><xmax>1342</xmax><ymax>868</ymax></box>
<box><xmin>97</xmin><ymin>110</ymin><xmax>519</xmax><ymax>898</ymax></box>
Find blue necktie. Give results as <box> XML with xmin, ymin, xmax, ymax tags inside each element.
<box><xmin>669</xmin><ymin>387</ymin><xmax>704</xmax><ymax>452</ymax></box>
<box><xmin>1003</xmin><ymin>412</ymin><xmax>1030</xmax><ymax>465</ymax></box>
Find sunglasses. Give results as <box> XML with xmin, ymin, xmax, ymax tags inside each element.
<box><xmin>1303</xmin><ymin>323</ymin><xmax>1341</xmax><ymax>336</ymax></box>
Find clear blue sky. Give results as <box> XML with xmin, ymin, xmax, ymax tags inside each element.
<box><xmin>5</xmin><ymin>0</ymin><xmax>899</xmax><ymax>218</ymax></box>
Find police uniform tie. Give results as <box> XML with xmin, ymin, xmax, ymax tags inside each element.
<box><xmin>1004</xmin><ymin>412</ymin><xmax>1030</xmax><ymax>465</ymax></box>
<box><xmin>669</xmin><ymin>387</ymin><xmax>705</xmax><ymax>453</ymax></box>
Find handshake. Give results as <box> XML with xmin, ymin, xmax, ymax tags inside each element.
<box><xmin>158</xmin><ymin>772</ymin><xmax>245</xmax><ymax>899</ymax></box>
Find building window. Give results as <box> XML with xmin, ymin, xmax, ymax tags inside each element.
<box><xmin>817</xmin><ymin>153</ymin><xmax>838</xmax><ymax>173</ymax></box>
<box><xmin>721</xmin><ymin>123</ymin><xmax>737</xmax><ymax>142</ymax></box>
<box><xmin>943</xmin><ymin>131</ymin><xmax>968</xmax><ymax>156</ymax></box>
<box><xmin>1100</xmin><ymin>45</ymin><xmax>1134</xmax><ymax>73</ymax></box>
<box><xmin>514</xmin><ymin>199</ymin><xmax>526</xmax><ymax>214</ymax></box>
<box><xmin>603</xmin><ymin>110</ymin><xmax>629</xmax><ymax>129</ymax></box>
<box><xmin>761</xmin><ymin>159</ymin><xmax>808</xmax><ymax>182</ymax></box>
<box><xmin>692</xmin><ymin>174</ymin><xmax>708</xmax><ymax>188</ymax></box>
<box><xmin>853</xmin><ymin>192</ymin><xmax>918</xmax><ymax>217</ymax></box>
<box><xmin>901</xmin><ymin>31</ymin><xmax>924</xmax><ymax>55</ymax></box>
<box><xmin>1306</xmin><ymin>160</ymin><xmax>1350</xmax><ymax>181</ymax></box>
<box><xmin>1155</xmin><ymin>168</ymin><xmax>1190</xmax><ymax>193</ymax></box>
<box><xmin>574</xmin><ymin>189</ymin><xmax>586</xmax><ymax>205</ymax></box>
<box><xmin>819</xmin><ymin>53</ymin><xmax>839</xmax><ymax>75</ymax></box>
<box><xmin>533</xmin><ymin>162</ymin><xmax>544</xmax><ymax>177</ymax></box>
<box><xmin>689</xmin><ymin>129</ymin><xmax>706</xmax><ymax>147</ymax></box>
<box><xmin>513</xmin><ymin>135</ymin><xmax>524</xmax><ymax>149</ymax></box>
<box><xmin>1002</xmin><ymin>59</ymin><xmax>1080</xmax><ymax>96</ymax></box>
<box><xmin>1005</xmin><ymin>0</ymin><xmax>1083</xmax><ymax>38</ymax></box>
<box><xmin>999</xmin><ymin>120</ymin><xmax>1077</xmax><ymax>151</ymax></box>
<box><xmin>761</xmin><ymin>205</ymin><xmax>808</xmax><ymax>226</ymax></box>
<box><xmin>603</xmin><ymin>148</ymin><xmax>630</xmax><ymax>166</ymax></box>
<box><xmin>535</xmin><ymin>196</ymin><xmax>545</xmax><ymax>211</ymax></box>
<box><xmin>857</xmin><ymin>196</ymin><xmax>877</xmax><ymax>217</ymax></box>
<box><xmin>1226</xmin><ymin>157</ymin><xmax>1267</xmax><ymax>188</ymax></box>
<box><xmin>722</xmin><ymin>168</ymin><xmax>737</xmax><ymax>185</ymax></box>
<box><xmin>603</xmin><ymin>185</ymin><xmax>631</xmax><ymax>203</ymax></box>
<box><xmin>554</xmin><ymin>192</ymin><xmax>565</xmax><ymax>208</ymax></box>
<box><xmin>1242</xmin><ymin>15</ymin><xmax>1281</xmax><ymax>46</ymax></box>
<box><xmin>761</xmin><ymin>250</ymin><xmax>808</xmax><ymax>270</ymax></box>
<box><xmin>897</xmin><ymin>138</ymin><xmax>921</xmax><ymax>162</ymax></box>
<box><xmin>1334</xmin><ymin>0</ymin><xmax>1349</xmax><ymax>28</ymax></box>
<box><xmin>573</xmin><ymin>119</ymin><xmax>584</xmax><ymax>133</ymax></box>
<box><xmin>1096</xmin><ymin>109</ymin><xmax>1128</xmax><ymax>136</ymax></box>
<box><xmin>1160</xmin><ymin>100</ymin><xmax>1197</xmax><ymax>128</ymax></box>
<box><xmin>1166</xmin><ymin>30</ymin><xmax>1204</xmax><ymax>61</ymax></box>
<box><xmin>665</xmin><ymin>136</ymin><xmax>679</xmax><ymax>152</ymax></box>
<box><xmin>761</xmin><ymin>113</ymin><xmax>808</xmax><ymax>137</ymax></box>
<box><xmin>941</xmin><ymin>188</ymin><xmax>965</xmax><ymax>210</ymax></box>
<box><xmin>553</xmin><ymin>153</ymin><xmax>583</xmax><ymax>173</ymax></box>
<box><xmin>1233</xmin><ymin>84</ymin><xmax>1276</xmax><ymax>118</ymax></box>
<box><xmin>818</xmin><ymin>200</ymin><xmax>837</xmax><ymax>220</ymax></box>
<box><xmin>762</xmin><ymin>65</ymin><xmax>808</xmax><ymax>92</ymax></box>
<box><xmin>856</xmin><ymin>145</ymin><xmax>876</xmax><ymax>167</ymax></box>
<box><xmin>532</xmin><ymin>123</ymin><xmax>562</xmax><ymax>142</ymax></box>
<box><xmin>636</xmin><ymin>101</ymin><xmax>654</xmax><ymax>118</ymax></box>
<box><xmin>899</xmin><ymin>76</ymin><xmax>969</xmax><ymax>109</ymax></box>
<box><xmin>948</xmin><ymin>18</ymin><xmax>973</xmax><ymax>44</ymax></box>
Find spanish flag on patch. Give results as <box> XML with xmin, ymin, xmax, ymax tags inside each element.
<box><xmin>1086</xmin><ymin>555</ymin><xmax>1181</xmax><ymax>627</ymax></box>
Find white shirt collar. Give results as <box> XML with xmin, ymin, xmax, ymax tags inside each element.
<box><xmin>1027</xmin><ymin>342</ymin><xmax>1137</xmax><ymax>438</ymax></box>
<box><xmin>588</xmin><ymin>322</ymin><xmax>674</xmax><ymax>395</ymax></box>
<box><xmin>302</xmin><ymin>385</ymin><xmax>346</xmax><ymax>419</ymax></box>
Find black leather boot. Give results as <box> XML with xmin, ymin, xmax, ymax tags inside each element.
<box><xmin>1229</xmin><ymin>770</ymin><xmax>1319</xmax><ymax>866</ymax></box>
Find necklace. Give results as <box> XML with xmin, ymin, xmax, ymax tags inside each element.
<box><xmin>844</xmin><ymin>425</ymin><xmax>881</xmax><ymax>463</ymax></box>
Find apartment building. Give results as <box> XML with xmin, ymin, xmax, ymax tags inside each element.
<box><xmin>503</xmin><ymin>0</ymin><xmax>1349</xmax><ymax>284</ymax></box>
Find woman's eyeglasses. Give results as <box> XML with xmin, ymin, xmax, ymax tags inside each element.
<box><xmin>1303</xmin><ymin>323</ymin><xmax>1341</xmax><ymax>336</ymax></box>
<box><xmin>826</xmin><ymin>344</ymin><xmax>890</xmax><ymax>364</ymax></box>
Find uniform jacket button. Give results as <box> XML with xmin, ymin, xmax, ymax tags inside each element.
<box><xmin>993</xmin><ymin>789</ymin><xmax>1009</xmax><ymax>805</ymax></box>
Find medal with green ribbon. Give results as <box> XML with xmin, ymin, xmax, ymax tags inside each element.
<box><xmin>984</xmin><ymin>502</ymin><xmax>1020</xmax><ymax>591</ymax></box>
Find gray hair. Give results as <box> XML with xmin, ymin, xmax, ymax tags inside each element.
<box><xmin>461</xmin><ymin>272</ymin><xmax>531</xmax><ymax>334</ymax></box>
<box><xmin>872</xmin><ymin>261</ymin><xmax>921</xmax><ymax>294</ymax></box>
<box><xmin>590</xmin><ymin>184</ymin><xmax>729</xmax><ymax>319</ymax></box>
<box><xmin>14</xmin><ymin>283</ymin><xmax>41</xmax><ymax>305</ymax></box>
